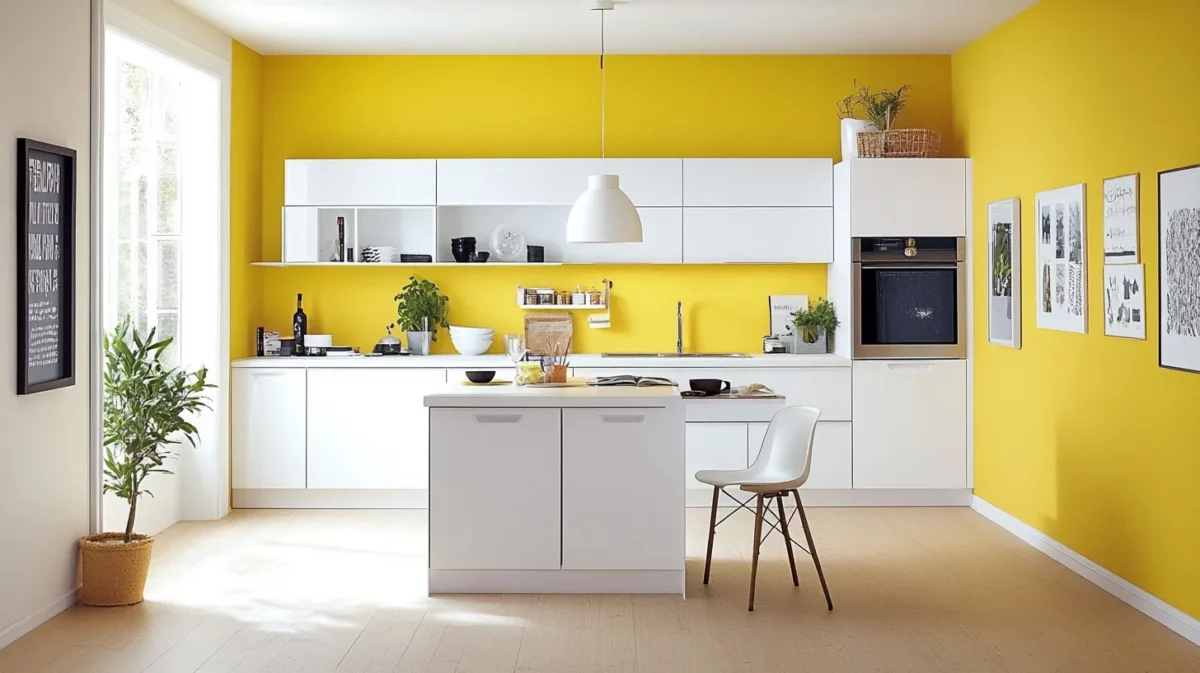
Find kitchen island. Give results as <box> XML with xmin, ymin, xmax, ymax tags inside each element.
<box><xmin>425</xmin><ymin>384</ymin><xmax>687</xmax><ymax>594</ymax></box>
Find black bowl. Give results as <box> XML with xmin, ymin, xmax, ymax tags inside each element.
<box><xmin>451</xmin><ymin>237</ymin><xmax>477</xmax><ymax>246</ymax></box>
<box><xmin>689</xmin><ymin>378</ymin><xmax>730</xmax><ymax>396</ymax></box>
<box><xmin>452</xmin><ymin>249</ymin><xmax>473</xmax><ymax>263</ymax></box>
<box><xmin>470</xmin><ymin>251</ymin><xmax>490</xmax><ymax>263</ymax></box>
<box><xmin>465</xmin><ymin>370</ymin><xmax>496</xmax><ymax>383</ymax></box>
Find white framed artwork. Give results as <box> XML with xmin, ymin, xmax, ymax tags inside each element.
<box><xmin>1103</xmin><ymin>264</ymin><xmax>1146</xmax><ymax>339</ymax></box>
<box><xmin>1159</xmin><ymin>164</ymin><xmax>1200</xmax><ymax>373</ymax></box>
<box><xmin>988</xmin><ymin>198</ymin><xmax>1021</xmax><ymax>348</ymax></box>
<box><xmin>1102</xmin><ymin>173</ymin><xmax>1139</xmax><ymax>264</ymax></box>
<box><xmin>1036</xmin><ymin>183</ymin><xmax>1087</xmax><ymax>334</ymax></box>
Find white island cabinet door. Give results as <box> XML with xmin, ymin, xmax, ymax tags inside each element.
<box><xmin>562</xmin><ymin>408</ymin><xmax>684</xmax><ymax>570</ymax></box>
<box><xmin>852</xmin><ymin>360</ymin><xmax>967</xmax><ymax>489</ymax></box>
<box><xmin>284</xmin><ymin>159</ymin><xmax>436</xmax><ymax>206</ymax></box>
<box><xmin>306</xmin><ymin>368</ymin><xmax>445</xmax><ymax>490</ymax></box>
<box><xmin>232</xmin><ymin>369</ymin><xmax>306</xmax><ymax>489</ymax></box>
<box><xmin>430</xmin><ymin>408</ymin><xmax>561</xmax><ymax>570</ymax></box>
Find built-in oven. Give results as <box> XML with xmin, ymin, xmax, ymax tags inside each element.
<box><xmin>852</xmin><ymin>236</ymin><xmax>967</xmax><ymax>359</ymax></box>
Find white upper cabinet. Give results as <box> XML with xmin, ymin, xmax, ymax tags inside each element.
<box><xmin>562</xmin><ymin>208</ymin><xmax>683</xmax><ymax>263</ymax></box>
<box><xmin>596</xmin><ymin>159</ymin><xmax>683</xmax><ymax>206</ymax></box>
<box><xmin>284</xmin><ymin>159</ymin><xmax>436</xmax><ymax>206</ymax></box>
<box><xmin>683</xmin><ymin>207</ymin><xmax>833</xmax><ymax>263</ymax></box>
<box><xmin>843</xmin><ymin>158</ymin><xmax>968</xmax><ymax>237</ymax></box>
<box><xmin>436</xmin><ymin>159</ymin><xmax>682</xmax><ymax>206</ymax></box>
<box><xmin>683</xmin><ymin>159</ymin><xmax>833</xmax><ymax>207</ymax></box>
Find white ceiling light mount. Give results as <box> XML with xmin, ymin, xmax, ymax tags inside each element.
<box><xmin>566</xmin><ymin>0</ymin><xmax>643</xmax><ymax>244</ymax></box>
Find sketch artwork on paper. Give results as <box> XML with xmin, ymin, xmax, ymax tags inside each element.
<box><xmin>1104</xmin><ymin>264</ymin><xmax>1146</xmax><ymax>339</ymax></box>
<box><xmin>1036</xmin><ymin>184</ymin><xmax>1087</xmax><ymax>334</ymax></box>
<box><xmin>988</xmin><ymin>199</ymin><xmax>1021</xmax><ymax>348</ymax></box>
<box><xmin>1159</xmin><ymin>165</ymin><xmax>1200</xmax><ymax>372</ymax></box>
<box><xmin>1103</xmin><ymin>174</ymin><xmax>1139</xmax><ymax>264</ymax></box>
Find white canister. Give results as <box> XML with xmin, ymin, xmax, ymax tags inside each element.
<box><xmin>840</xmin><ymin>118</ymin><xmax>878</xmax><ymax>160</ymax></box>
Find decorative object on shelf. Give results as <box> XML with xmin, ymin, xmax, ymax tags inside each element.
<box><xmin>566</xmin><ymin>0</ymin><xmax>642</xmax><ymax>244</ymax></box>
<box><xmin>17</xmin><ymin>138</ymin><xmax>77</xmax><ymax>395</ymax></box>
<box><xmin>394</xmin><ymin>275</ymin><xmax>449</xmax><ymax>352</ymax></box>
<box><xmin>469</xmin><ymin>251</ymin><xmax>490</xmax><ymax>263</ymax></box>
<box><xmin>490</xmin><ymin>226</ymin><xmax>526</xmax><ymax>262</ymax></box>
<box><xmin>836</xmin><ymin>83</ymin><xmax>878</xmax><ymax>160</ymax></box>
<box><xmin>525</xmin><ymin>313</ymin><xmax>572</xmax><ymax>356</ymax></box>
<box><xmin>787</xmin><ymin>329</ymin><xmax>827</xmax><ymax>355</ymax></box>
<box><xmin>1035</xmin><ymin>183</ymin><xmax>1087</xmax><ymax>334</ymax></box>
<box><xmin>1102</xmin><ymin>173</ymin><xmax>1139</xmax><ymax>264</ymax></box>
<box><xmin>839</xmin><ymin>81</ymin><xmax>940</xmax><ymax>158</ymax></box>
<box><xmin>451</xmin><ymin>236</ymin><xmax>476</xmax><ymax>263</ymax></box>
<box><xmin>361</xmin><ymin>246</ymin><xmax>396</xmax><ymax>263</ymax></box>
<box><xmin>988</xmin><ymin>198</ymin><xmax>1022</xmax><ymax>349</ymax></box>
<box><xmin>336</xmin><ymin>216</ymin><xmax>346</xmax><ymax>262</ymax></box>
<box><xmin>762</xmin><ymin>335</ymin><xmax>787</xmax><ymax>354</ymax></box>
<box><xmin>857</xmin><ymin>128</ymin><xmax>941</xmax><ymax>159</ymax></box>
<box><xmin>373</xmin><ymin>324</ymin><xmax>404</xmax><ymax>355</ymax></box>
<box><xmin>449</xmin><ymin>325</ymin><xmax>495</xmax><ymax>356</ymax></box>
<box><xmin>1158</xmin><ymin>164</ymin><xmax>1200</xmax><ymax>373</ymax></box>
<box><xmin>84</xmin><ymin>318</ymin><xmax>213</xmax><ymax>606</ymax></box>
<box><xmin>526</xmin><ymin>245</ymin><xmax>545</xmax><ymax>263</ymax></box>
<box><xmin>790</xmin><ymin>297</ymin><xmax>839</xmax><ymax>353</ymax></box>
<box><xmin>1104</xmin><ymin>264</ymin><xmax>1146</xmax><ymax>340</ymax></box>
<box><xmin>400</xmin><ymin>254</ymin><xmax>433</xmax><ymax>263</ymax></box>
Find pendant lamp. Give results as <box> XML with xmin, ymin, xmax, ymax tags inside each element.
<box><xmin>567</xmin><ymin>0</ymin><xmax>642</xmax><ymax>244</ymax></box>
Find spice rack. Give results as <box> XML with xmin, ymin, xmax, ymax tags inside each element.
<box><xmin>517</xmin><ymin>280</ymin><xmax>610</xmax><ymax>310</ymax></box>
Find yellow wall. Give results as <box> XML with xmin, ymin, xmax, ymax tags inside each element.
<box><xmin>230</xmin><ymin>40</ymin><xmax>263</xmax><ymax>360</ymax></box>
<box><xmin>953</xmin><ymin>0</ymin><xmax>1200</xmax><ymax>620</ymax></box>
<box><xmin>247</xmin><ymin>55</ymin><xmax>952</xmax><ymax>353</ymax></box>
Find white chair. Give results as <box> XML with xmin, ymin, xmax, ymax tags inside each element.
<box><xmin>695</xmin><ymin>405</ymin><xmax>833</xmax><ymax>612</ymax></box>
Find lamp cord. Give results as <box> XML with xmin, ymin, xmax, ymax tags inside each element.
<box><xmin>599</xmin><ymin>7</ymin><xmax>606</xmax><ymax>161</ymax></box>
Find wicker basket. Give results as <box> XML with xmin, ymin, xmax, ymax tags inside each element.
<box><xmin>80</xmin><ymin>533</ymin><xmax>154</xmax><ymax>606</ymax></box>
<box><xmin>857</xmin><ymin>129</ymin><xmax>941</xmax><ymax>158</ymax></box>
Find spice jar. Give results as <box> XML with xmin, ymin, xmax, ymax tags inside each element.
<box><xmin>588</xmin><ymin>286</ymin><xmax>602</xmax><ymax>305</ymax></box>
<box><xmin>557</xmin><ymin>290</ymin><xmax>572</xmax><ymax>305</ymax></box>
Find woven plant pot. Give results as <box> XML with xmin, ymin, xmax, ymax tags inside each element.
<box><xmin>857</xmin><ymin>128</ymin><xmax>941</xmax><ymax>158</ymax></box>
<box><xmin>79</xmin><ymin>533</ymin><xmax>154</xmax><ymax>606</ymax></box>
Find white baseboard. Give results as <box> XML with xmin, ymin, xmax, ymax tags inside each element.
<box><xmin>686</xmin><ymin>488</ymin><xmax>973</xmax><ymax>508</ymax></box>
<box><xmin>233</xmin><ymin>488</ymin><xmax>428</xmax><ymax>509</ymax></box>
<box><xmin>971</xmin><ymin>496</ymin><xmax>1200</xmax><ymax>647</ymax></box>
<box><xmin>0</xmin><ymin>589</ymin><xmax>78</xmax><ymax>650</ymax></box>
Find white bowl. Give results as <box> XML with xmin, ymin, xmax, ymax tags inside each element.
<box><xmin>451</xmin><ymin>333</ymin><xmax>494</xmax><ymax>356</ymax></box>
<box><xmin>450</xmin><ymin>325</ymin><xmax>494</xmax><ymax>335</ymax></box>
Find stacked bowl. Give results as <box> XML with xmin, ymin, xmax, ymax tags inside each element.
<box><xmin>449</xmin><ymin>325</ymin><xmax>494</xmax><ymax>356</ymax></box>
<box><xmin>451</xmin><ymin>237</ymin><xmax>476</xmax><ymax>263</ymax></box>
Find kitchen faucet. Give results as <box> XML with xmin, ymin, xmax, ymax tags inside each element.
<box><xmin>676</xmin><ymin>301</ymin><xmax>683</xmax><ymax>355</ymax></box>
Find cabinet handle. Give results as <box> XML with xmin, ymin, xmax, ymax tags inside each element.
<box><xmin>886</xmin><ymin>363</ymin><xmax>934</xmax><ymax>371</ymax></box>
<box><xmin>601</xmin><ymin>414</ymin><xmax>646</xmax><ymax>424</ymax></box>
<box><xmin>251</xmin><ymin>371</ymin><xmax>285</xmax><ymax>376</ymax></box>
<box><xmin>473</xmin><ymin>414</ymin><xmax>523</xmax><ymax>424</ymax></box>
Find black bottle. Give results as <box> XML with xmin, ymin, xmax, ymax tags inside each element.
<box><xmin>292</xmin><ymin>293</ymin><xmax>307</xmax><ymax>356</ymax></box>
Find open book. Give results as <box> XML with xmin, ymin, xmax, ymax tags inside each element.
<box><xmin>590</xmin><ymin>375</ymin><xmax>678</xmax><ymax>387</ymax></box>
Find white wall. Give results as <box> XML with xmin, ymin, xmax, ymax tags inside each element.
<box><xmin>0</xmin><ymin>0</ymin><xmax>94</xmax><ymax>649</ymax></box>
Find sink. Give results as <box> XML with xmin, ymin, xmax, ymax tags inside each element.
<box><xmin>600</xmin><ymin>352</ymin><xmax>750</xmax><ymax>358</ymax></box>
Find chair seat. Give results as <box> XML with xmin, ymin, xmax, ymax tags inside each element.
<box><xmin>694</xmin><ymin>467</ymin><xmax>804</xmax><ymax>492</ymax></box>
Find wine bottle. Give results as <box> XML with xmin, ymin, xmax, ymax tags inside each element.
<box><xmin>292</xmin><ymin>293</ymin><xmax>307</xmax><ymax>356</ymax></box>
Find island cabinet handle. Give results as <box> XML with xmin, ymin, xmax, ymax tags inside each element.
<box><xmin>472</xmin><ymin>414</ymin><xmax>523</xmax><ymax>424</ymax></box>
<box><xmin>600</xmin><ymin>414</ymin><xmax>646</xmax><ymax>424</ymax></box>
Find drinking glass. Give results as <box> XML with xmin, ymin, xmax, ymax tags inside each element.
<box><xmin>504</xmin><ymin>334</ymin><xmax>526</xmax><ymax>382</ymax></box>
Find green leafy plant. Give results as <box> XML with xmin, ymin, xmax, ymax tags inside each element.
<box><xmin>103</xmin><ymin>318</ymin><xmax>213</xmax><ymax>543</ymax></box>
<box><xmin>992</xmin><ymin>222</ymin><xmax>1013</xmax><ymax>297</ymax></box>
<box><xmin>791</xmin><ymin>297</ymin><xmax>840</xmax><ymax>344</ymax></box>
<box><xmin>838</xmin><ymin>80</ymin><xmax>912</xmax><ymax>130</ymax></box>
<box><xmin>394</xmin><ymin>276</ymin><xmax>449</xmax><ymax>340</ymax></box>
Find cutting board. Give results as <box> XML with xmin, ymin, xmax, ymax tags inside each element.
<box><xmin>524</xmin><ymin>313</ymin><xmax>573</xmax><ymax>356</ymax></box>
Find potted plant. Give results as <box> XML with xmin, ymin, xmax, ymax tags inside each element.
<box><xmin>394</xmin><ymin>275</ymin><xmax>449</xmax><ymax>355</ymax></box>
<box><xmin>840</xmin><ymin>80</ymin><xmax>939</xmax><ymax>158</ymax></box>
<box><xmin>81</xmin><ymin>318</ymin><xmax>212</xmax><ymax>606</ymax></box>
<box><xmin>790</xmin><ymin>298</ymin><xmax>840</xmax><ymax>353</ymax></box>
<box><xmin>837</xmin><ymin>80</ymin><xmax>879</xmax><ymax>160</ymax></box>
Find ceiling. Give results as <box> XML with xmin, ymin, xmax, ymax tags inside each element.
<box><xmin>170</xmin><ymin>0</ymin><xmax>1034</xmax><ymax>56</ymax></box>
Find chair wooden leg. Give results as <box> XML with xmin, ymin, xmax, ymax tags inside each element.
<box><xmin>792</xmin><ymin>489</ymin><xmax>833</xmax><ymax>611</ymax></box>
<box><xmin>748</xmin><ymin>494</ymin><xmax>764</xmax><ymax>612</ymax></box>
<box><xmin>775</xmin><ymin>493</ymin><xmax>799</xmax><ymax>587</ymax></box>
<box><xmin>703</xmin><ymin>486</ymin><xmax>719</xmax><ymax>585</ymax></box>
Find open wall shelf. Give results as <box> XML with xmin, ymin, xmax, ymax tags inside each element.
<box><xmin>251</xmin><ymin>261</ymin><xmax>563</xmax><ymax>268</ymax></box>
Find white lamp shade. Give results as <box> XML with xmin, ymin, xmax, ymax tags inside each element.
<box><xmin>566</xmin><ymin>174</ymin><xmax>643</xmax><ymax>243</ymax></box>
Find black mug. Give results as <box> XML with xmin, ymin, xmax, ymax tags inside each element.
<box><xmin>689</xmin><ymin>379</ymin><xmax>730</xmax><ymax>396</ymax></box>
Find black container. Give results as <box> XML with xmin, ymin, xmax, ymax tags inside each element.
<box><xmin>470</xmin><ymin>251</ymin><xmax>490</xmax><ymax>263</ymax></box>
<box><xmin>527</xmin><ymin>245</ymin><xmax>545</xmax><ymax>262</ymax></box>
<box><xmin>465</xmin><ymin>370</ymin><xmax>496</xmax><ymax>383</ymax></box>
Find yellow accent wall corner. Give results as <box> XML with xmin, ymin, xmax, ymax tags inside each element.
<box><xmin>231</xmin><ymin>39</ymin><xmax>263</xmax><ymax>360</ymax></box>
<box><xmin>953</xmin><ymin>0</ymin><xmax>1200</xmax><ymax>621</ymax></box>
<box><xmin>247</xmin><ymin>54</ymin><xmax>952</xmax><ymax>354</ymax></box>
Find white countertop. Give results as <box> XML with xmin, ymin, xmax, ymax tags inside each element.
<box><xmin>233</xmin><ymin>353</ymin><xmax>850</xmax><ymax>369</ymax></box>
<box><xmin>423</xmin><ymin>384</ymin><xmax>683</xmax><ymax>408</ymax></box>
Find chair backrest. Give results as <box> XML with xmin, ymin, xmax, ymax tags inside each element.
<box><xmin>750</xmin><ymin>406</ymin><xmax>821</xmax><ymax>487</ymax></box>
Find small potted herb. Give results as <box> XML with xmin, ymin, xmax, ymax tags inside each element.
<box><xmin>790</xmin><ymin>298</ymin><xmax>840</xmax><ymax>353</ymax></box>
<box><xmin>394</xmin><ymin>276</ymin><xmax>449</xmax><ymax>355</ymax></box>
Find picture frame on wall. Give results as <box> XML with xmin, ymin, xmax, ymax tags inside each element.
<box><xmin>987</xmin><ymin>198</ymin><xmax>1021</xmax><ymax>348</ymax></box>
<box><xmin>1035</xmin><ymin>183</ymin><xmax>1087</xmax><ymax>334</ymax></box>
<box><xmin>17</xmin><ymin>138</ymin><xmax>77</xmax><ymax>395</ymax></box>
<box><xmin>1102</xmin><ymin>173</ymin><xmax>1139</xmax><ymax>264</ymax></box>
<box><xmin>1158</xmin><ymin>164</ymin><xmax>1200</xmax><ymax>374</ymax></box>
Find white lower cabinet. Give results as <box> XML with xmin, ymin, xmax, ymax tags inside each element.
<box><xmin>429</xmin><ymin>408</ymin><xmax>561</xmax><ymax>570</ymax></box>
<box><xmin>684</xmin><ymin>423</ymin><xmax>748</xmax><ymax>490</ymax></box>
<box><xmin>749</xmin><ymin>422</ymin><xmax>852</xmax><ymax>490</ymax></box>
<box><xmin>232</xmin><ymin>368</ymin><xmax>307</xmax><ymax>489</ymax></box>
<box><xmin>562</xmin><ymin>408</ymin><xmax>683</xmax><ymax>570</ymax></box>
<box><xmin>306</xmin><ymin>368</ymin><xmax>445</xmax><ymax>489</ymax></box>
<box><xmin>852</xmin><ymin>360</ymin><xmax>967</xmax><ymax>489</ymax></box>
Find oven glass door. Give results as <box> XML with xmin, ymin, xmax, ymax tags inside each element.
<box><xmin>860</xmin><ymin>265</ymin><xmax>959</xmax><ymax>346</ymax></box>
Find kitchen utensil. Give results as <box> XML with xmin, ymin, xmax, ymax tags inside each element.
<box><xmin>490</xmin><ymin>227</ymin><xmax>527</xmax><ymax>262</ymax></box>
<box><xmin>464</xmin><ymin>370</ymin><xmax>496</xmax><ymax>383</ymax></box>
<box><xmin>526</xmin><ymin>245</ymin><xmax>545</xmax><ymax>263</ymax></box>
<box><xmin>547</xmin><ymin>365</ymin><xmax>568</xmax><ymax>383</ymax></box>
<box><xmin>279</xmin><ymin>337</ymin><xmax>295</xmax><ymax>357</ymax></box>
<box><xmin>504</xmin><ymin>333</ymin><xmax>527</xmax><ymax>381</ymax></box>
<box><xmin>374</xmin><ymin>324</ymin><xmax>404</xmax><ymax>355</ymax></box>
<box><xmin>689</xmin><ymin>378</ymin><xmax>731</xmax><ymax>396</ymax></box>
<box><xmin>451</xmin><ymin>236</ymin><xmax>476</xmax><ymax>246</ymax></box>
<box><xmin>469</xmin><ymin>251</ymin><xmax>490</xmax><ymax>263</ymax></box>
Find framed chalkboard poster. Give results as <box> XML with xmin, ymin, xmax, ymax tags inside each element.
<box><xmin>17</xmin><ymin>138</ymin><xmax>76</xmax><ymax>395</ymax></box>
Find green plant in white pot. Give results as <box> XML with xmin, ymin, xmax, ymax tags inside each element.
<box><xmin>79</xmin><ymin>318</ymin><xmax>213</xmax><ymax>606</ymax></box>
<box><xmin>791</xmin><ymin>297</ymin><xmax>840</xmax><ymax>351</ymax></box>
<box><xmin>395</xmin><ymin>276</ymin><xmax>449</xmax><ymax>355</ymax></box>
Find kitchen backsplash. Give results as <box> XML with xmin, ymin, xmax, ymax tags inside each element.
<box><xmin>255</xmin><ymin>264</ymin><xmax>827</xmax><ymax>355</ymax></box>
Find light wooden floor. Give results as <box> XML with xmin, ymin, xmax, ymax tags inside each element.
<box><xmin>2</xmin><ymin>507</ymin><xmax>1198</xmax><ymax>673</ymax></box>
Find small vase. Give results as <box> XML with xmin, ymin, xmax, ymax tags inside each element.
<box><xmin>547</xmin><ymin>365</ymin><xmax>568</xmax><ymax>383</ymax></box>
<box><xmin>406</xmin><ymin>331</ymin><xmax>432</xmax><ymax>356</ymax></box>
<box><xmin>841</xmin><ymin>118</ymin><xmax>877</xmax><ymax>160</ymax></box>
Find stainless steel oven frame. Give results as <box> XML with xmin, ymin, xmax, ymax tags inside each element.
<box><xmin>851</xmin><ymin>237</ymin><xmax>967</xmax><ymax>360</ymax></box>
